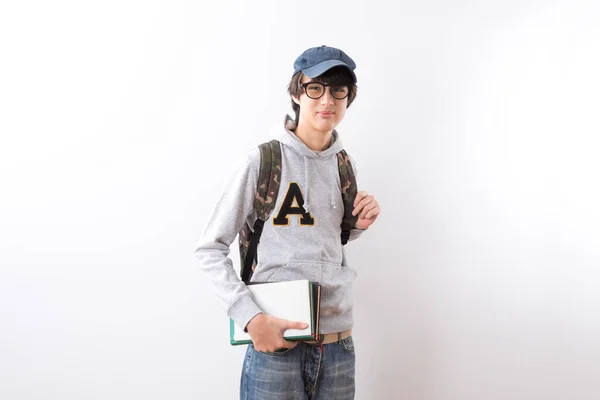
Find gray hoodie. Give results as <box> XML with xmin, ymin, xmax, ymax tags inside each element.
<box><xmin>194</xmin><ymin>115</ymin><xmax>366</xmax><ymax>334</ymax></box>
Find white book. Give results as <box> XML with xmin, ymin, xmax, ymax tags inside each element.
<box><xmin>230</xmin><ymin>279</ymin><xmax>321</xmax><ymax>345</ymax></box>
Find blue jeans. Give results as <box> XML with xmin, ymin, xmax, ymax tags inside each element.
<box><xmin>240</xmin><ymin>336</ymin><xmax>356</xmax><ymax>399</ymax></box>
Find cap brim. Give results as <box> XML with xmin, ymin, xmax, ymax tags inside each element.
<box><xmin>302</xmin><ymin>59</ymin><xmax>357</xmax><ymax>83</ymax></box>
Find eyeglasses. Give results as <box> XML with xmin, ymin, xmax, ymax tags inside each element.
<box><xmin>301</xmin><ymin>81</ymin><xmax>349</xmax><ymax>100</ymax></box>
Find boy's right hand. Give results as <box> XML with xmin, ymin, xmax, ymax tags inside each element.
<box><xmin>245</xmin><ymin>313</ymin><xmax>308</xmax><ymax>353</ymax></box>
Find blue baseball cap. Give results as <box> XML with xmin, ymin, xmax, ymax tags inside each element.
<box><xmin>293</xmin><ymin>45</ymin><xmax>357</xmax><ymax>83</ymax></box>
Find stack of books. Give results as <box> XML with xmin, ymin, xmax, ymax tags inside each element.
<box><xmin>230</xmin><ymin>279</ymin><xmax>321</xmax><ymax>345</ymax></box>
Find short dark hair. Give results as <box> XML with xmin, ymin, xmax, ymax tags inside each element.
<box><xmin>287</xmin><ymin>66</ymin><xmax>358</xmax><ymax>127</ymax></box>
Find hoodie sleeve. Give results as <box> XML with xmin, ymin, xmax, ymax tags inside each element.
<box><xmin>348</xmin><ymin>153</ymin><xmax>367</xmax><ymax>242</ymax></box>
<box><xmin>194</xmin><ymin>149</ymin><xmax>263</xmax><ymax>330</ymax></box>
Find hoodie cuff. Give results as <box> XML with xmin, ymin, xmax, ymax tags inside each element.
<box><xmin>228</xmin><ymin>293</ymin><xmax>263</xmax><ymax>332</ymax></box>
<box><xmin>349</xmin><ymin>227</ymin><xmax>367</xmax><ymax>242</ymax></box>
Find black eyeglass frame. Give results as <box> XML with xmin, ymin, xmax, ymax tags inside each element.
<box><xmin>300</xmin><ymin>81</ymin><xmax>350</xmax><ymax>100</ymax></box>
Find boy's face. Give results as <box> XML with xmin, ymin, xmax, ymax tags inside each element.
<box><xmin>293</xmin><ymin>74</ymin><xmax>349</xmax><ymax>135</ymax></box>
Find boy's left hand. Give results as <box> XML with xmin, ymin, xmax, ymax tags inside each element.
<box><xmin>352</xmin><ymin>190</ymin><xmax>380</xmax><ymax>230</ymax></box>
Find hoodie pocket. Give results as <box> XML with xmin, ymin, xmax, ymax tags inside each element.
<box><xmin>267</xmin><ymin>260</ymin><xmax>357</xmax><ymax>321</ymax></box>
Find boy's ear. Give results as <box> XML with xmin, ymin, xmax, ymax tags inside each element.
<box><xmin>291</xmin><ymin>95</ymin><xmax>301</xmax><ymax>105</ymax></box>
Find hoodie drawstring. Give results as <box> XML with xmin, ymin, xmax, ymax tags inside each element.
<box><xmin>331</xmin><ymin>179</ymin><xmax>337</xmax><ymax>209</ymax></box>
<box><xmin>302</xmin><ymin>157</ymin><xmax>338</xmax><ymax>212</ymax></box>
<box><xmin>303</xmin><ymin>157</ymin><xmax>311</xmax><ymax>213</ymax></box>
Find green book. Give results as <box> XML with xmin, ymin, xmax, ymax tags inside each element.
<box><xmin>230</xmin><ymin>279</ymin><xmax>321</xmax><ymax>346</ymax></box>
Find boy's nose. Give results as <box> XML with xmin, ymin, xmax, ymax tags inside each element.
<box><xmin>320</xmin><ymin>89</ymin><xmax>334</xmax><ymax>105</ymax></box>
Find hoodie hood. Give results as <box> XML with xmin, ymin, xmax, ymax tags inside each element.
<box><xmin>276</xmin><ymin>114</ymin><xmax>345</xmax><ymax>158</ymax></box>
<box><xmin>273</xmin><ymin>114</ymin><xmax>344</xmax><ymax>213</ymax></box>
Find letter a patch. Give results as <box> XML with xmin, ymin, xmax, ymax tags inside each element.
<box><xmin>273</xmin><ymin>183</ymin><xmax>315</xmax><ymax>226</ymax></box>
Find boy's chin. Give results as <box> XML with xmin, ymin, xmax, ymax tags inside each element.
<box><xmin>313</xmin><ymin>120</ymin><xmax>337</xmax><ymax>132</ymax></box>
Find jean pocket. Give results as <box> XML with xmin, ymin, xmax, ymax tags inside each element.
<box><xmin>253</xmin><ymin>345</ymin><xmax>294</xmax><ymax>356</ymax></box>
<box><xmin>338</xmin><ymin>336</ymin><xmax>355</xmax><ymax>353</ymax></box>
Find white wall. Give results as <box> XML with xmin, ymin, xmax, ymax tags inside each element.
<box><xmin>1</xmin><ymin>1</ymin><xmax>599</xmax><ymax>399</ymax></box>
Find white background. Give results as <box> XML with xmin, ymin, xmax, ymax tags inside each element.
<box><xmin>1</xmin><ymin>1</ymin><xmax>599</xmax><ymax>399</ymax></box>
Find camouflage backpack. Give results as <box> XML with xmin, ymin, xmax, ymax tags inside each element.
<box><xmin>238</xmin><ymin>139</ymin><xmax>359</xmax><ymax>283</ymax></box>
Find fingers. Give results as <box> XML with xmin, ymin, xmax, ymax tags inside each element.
<box><xmin>353</xmin><ymin>195</ymin><xmax>378</xmax><ymax>218</ymax></box>
<box><xmin>281</xmin><ymin>319</ymin><xmax>308</xmax><ymax>330</ymax></box>
<box><xmin>278</xmin><ymin>320</ymin><xmax>307</xmax><ymax>349</ymax></box>
<box><xmin>255</xmin><ymin>318</ymin><xmax>306</xmax><ymax>352</ymax></box>
<box><xmin>276</xmin><ymin>318</ymin><xmax>308</xmax><ymax>332</ymax></box>
<box><xmin>353</xmin><ymin>190</ymin><xmax>368</xmax><ymax>207</ymax></box>
<box><xmin>254</xmin><ymin>339</ymin><xmax>297</xmax><ymax>352</ymax></box>
<box><xmin>249</xmin><ymin>315</ymin><xmax>310</xmax><ymax>353</ymax></box>
<box><xmin>279</xmin><ymin>340</ymin><xmax>298</xmax><ymax>349</ymax></box>
<box><xmin>359</xmin><ymin>200</ymin><xmax>373</xmax><ymax>219</ymax></box>
<box><xmin>352</xmin><ymin>193</ymin><xmax>370</xmax><ymax>216</ymax></box>
<box><xmin>273</xmin><ymin>316</ymin><xmax>308</xmax><ymax>329</ymax></box>
<box><xmin>364</xmin><ymin>202</ymin><xmax>380</xmax><ymax>219</ymax></box>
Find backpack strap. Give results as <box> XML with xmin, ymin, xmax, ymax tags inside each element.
<box><xmin>239</xmin><ymin>140</ymin><xmax>282</xmax><ymax>283</ymax></box>
<box><xmin>337</xmin><ymin>150</ymin><xmax>359</xmax><ymax>245</ymax></box>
